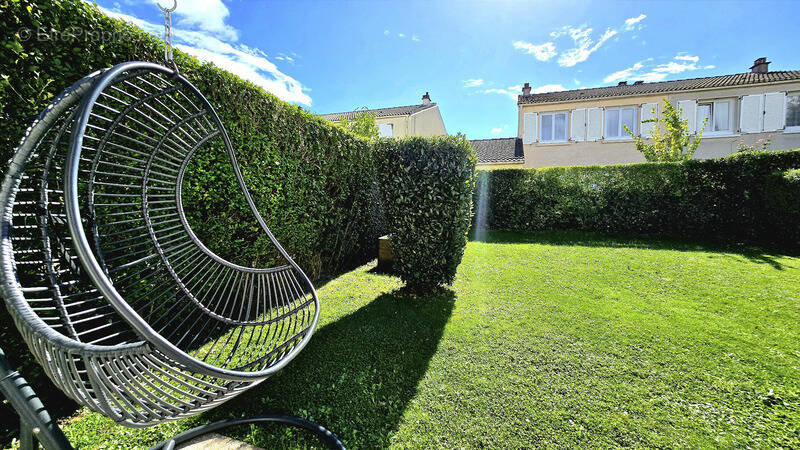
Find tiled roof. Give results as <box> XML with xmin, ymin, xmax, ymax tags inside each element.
<box><xmin>319</xmin><ymin>103</ymin><xmax>437</xmax><ymax>121</ymax></box>
<box><xmin>470</xmin><ymin>138</ymin><xmax>524</xmax><ymax>164</ymax></box>
<box><xmin>518</xmin><ymin>71</ymin><xmax>800</xmax><ymax>105</ymax></box>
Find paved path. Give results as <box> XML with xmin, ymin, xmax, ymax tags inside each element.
<box><xmin>177</xmin><ymin>433</ymin><xmax>262</xmax><ymax>450</ymax></box>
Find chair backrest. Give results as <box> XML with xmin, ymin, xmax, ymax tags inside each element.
<box><xmin>64</xmin><ymin>62</ymin><xmax>319</xmax><ymax>377</ymax></box>
<box><xmin>0</xmin><ymin>62</ymin><xmax>320</xmax><ymax>424</ymax></box>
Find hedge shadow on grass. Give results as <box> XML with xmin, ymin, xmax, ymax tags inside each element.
<box><xmin>470</xmin><ymin>229</ymin><xmax>798</xmax><ymax>271</ymax></box>
<box><xmin>192</xmin><ymin>288</ymin><xmax>456</xmax><ymax>448</ymax></box>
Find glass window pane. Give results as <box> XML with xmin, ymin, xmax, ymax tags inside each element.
<box><xmin>541</xmin><ymin>114</ymin><xmax>553</xmax><ymax>141</ymax></box>
<box><xmin>378</xmin><ymin>123</ymin><xmax>393</xmax><ymax>137</ymax></box>
<box><xmin>621</xmin><ymin>108</ymin><xmax>635</xmax><ymax>135</ymax></box>
<box><xmin>713</xmin><ymin>101</ymin><xmax>730</xmax><ymax>131</ymax></box>
<box><xmin>605</xmin><ymin>109</ymin><xmax>620</xmax><ymax>138</ymax></box>
<box><xmin>787</xmin><ymin>95</ymin><xmax>800</xmax><ymax>127</ymax></box>
<box><xmin>697</xmin><ymin>104</ymin><xmax>711</xmax><ymax>131</ymax></box>
<box><xmin>554</xmin><ymin>113</ymin><xmax>567</xmax><ymax>141</ymax></box>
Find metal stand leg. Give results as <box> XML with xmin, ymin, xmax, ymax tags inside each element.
<box><xmin>2</xmin><ymin>346</ymin><xmax>346</xmax><ymax>450</ymax></box>
<box><xmin>20</xmin><ymin>418</ymin><xmax>37</xmax><ymax>450</ymax></box>
<box><xmin>0</xmin><ymin>348</ymin><xmax>72</xmax><ymax>450</ymax></box>
<box><xmin>150</xmin><ymin>415</ymin><xmax>345</xmax><ymax>450</ymax></box>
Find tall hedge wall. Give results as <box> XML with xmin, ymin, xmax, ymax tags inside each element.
<box><xmin>1</xmin><ymin>0</ymin><xmax>381</xmax><ymax>275</ymax></box>
<box><xmin>474</xmin><ymin>149</ymin><xmax>800</xmax><ymax>247</ymax></box>
<box><xmin>1</xmin><ymin>0</ymin><xmax>382</xmax><ymax>440</ymax></box>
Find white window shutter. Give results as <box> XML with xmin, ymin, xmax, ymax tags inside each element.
<box><xmin>522</xmin><ymin>112</ymin><xmax>538</xmax><ymax>144</ymax></box>
<box><xmin>586</xmin><ymin>107</ymin><xmax>603</xmax><ymax>141</ymax></box>
<box><xmin>640</xmin><ymin>102</ymin><xmax>658</xmax><ymax>137</ymax></box>
<box><xmin>570</xmin><ymin>109</ymin><xmax>586</xmax><ymax>141</ymax></box>
<box><xmin>740</xmin><ymin>94</ymin><xmax>763</xmax><ymax>133</ymax></box>
<box><xmin>763</xmin><ymin>92</ymin><xmax>786</xmax><ymax>132</ymax></box>
<box><xmin>677</xmin><ymin>100</ymin><xmax>697</xmax><ymax>134</ymax></box>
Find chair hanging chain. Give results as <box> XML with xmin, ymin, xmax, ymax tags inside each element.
<box><xmin>158</xmin><ymin>0</ymin><xmax>178</xmax><ymax>72</ymax></box>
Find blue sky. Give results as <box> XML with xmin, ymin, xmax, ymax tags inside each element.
<box><xmin>98</xmin><ymin>0</ymin><xmax>800</xmax><ymax>139</ymax></box>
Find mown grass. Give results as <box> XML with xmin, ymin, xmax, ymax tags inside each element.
<box><xmin>57</xmin><ymin>230</ymin><xmax>799</xmax><ymax>448</ymax></box>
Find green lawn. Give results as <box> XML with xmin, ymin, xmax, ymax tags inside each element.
<box><xmin>60</xmin><ymin>231</ymin><xmax>799</xmax><ymax>448</ymax></box>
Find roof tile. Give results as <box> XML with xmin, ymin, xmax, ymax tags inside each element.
<box><xmin>470</xmin><ymin>138</ymin><xmax>524</xmax><ymax>164</ymax></box>
<box><xmin>519</xmin><ymin>71</ymin><xmax>800</xmax><ymax>105</ymax></box>
<box><xmin>320</xmin><ymin>103</ymin><xmax>437</xmax><ymax>121</ymax></box>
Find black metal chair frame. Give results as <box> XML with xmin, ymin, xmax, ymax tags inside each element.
<box><xmin>0</xmin><ymin>62</ymin><xmax>343</xmax><ymax>449</ymax></box>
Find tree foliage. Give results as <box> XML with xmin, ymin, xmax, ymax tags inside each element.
<box><xmin>337</xmin><ymin>109</ymin><xmax>379</xmax><ymax>139</ymax></box>
<box><xmin>625</xmin><ymin>99</ymin><xmax>705</xmax><ymax>162</ymax></box>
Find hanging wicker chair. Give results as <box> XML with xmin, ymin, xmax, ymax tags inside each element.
<box><xmin>0</xmin><ymin>61</ymin><xmax>338</xmax><ymax>448</ymax></box>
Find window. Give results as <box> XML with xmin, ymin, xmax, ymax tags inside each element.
<box><xmin>787</xmin><ymin>94</ymin><xmax>800</xmax><ymax>132</ymax></box>
<box><xmin>697</xmin><ymin>100</ymin><xmax>732</xmax><ymax>134</ymax></box>
<box><xmin>539</xmin><ymin>112</ymin><xmax>568</xmax><ymax>142</ymax></box>
<box><xmin>604</xmin><ymin>107</ymin><xmax>636</xmax><ymax>139</ymax></box>
<box><xmin>378</xmin><ymin>123</ymin><xmax>393</xmax><ymax>137</ymax></box>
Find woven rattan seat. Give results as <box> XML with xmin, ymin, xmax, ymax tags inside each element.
<box><xmin>0</xmin><ymin>62</ymin><xmax>319</xmax><ymax>427</ymax></box>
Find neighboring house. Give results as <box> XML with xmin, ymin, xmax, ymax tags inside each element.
<box><xmin>517</xmin><ymin>58</ymin><xmax>800</xmax><ymax>167</ymax></box>
<box><xmin>320</xmin><ymin>92</ymin><xmax>447</xmax><ymax>138</ymax></box>
<box><xmin>470</xmin><ymin>137</ymin><xmax>524</xmax><ymax>169</ymax></box>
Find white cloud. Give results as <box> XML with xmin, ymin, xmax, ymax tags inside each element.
<box><xmin>274</xmin><ymin>53</ymin><xmax>295</xmax><ymax>63</ymax></box>
<box><xmin>463</xmin><ymin>78</ymin><xmax>484</xmax><ymax>88</ymax></box>
<box><xmin>637</xmin><ymin>72</ymin><xmax>668</xmax><ymax>83</ymax></box>
<box><xmin>147</xmin><ymin>0</ymin><xmax>238</xmax><ymax>41</ymax></box>
<box><xmin>674</xmin><ymin>54</ymin><xmax>700</xmax><ymax>62</ymax></box>
<box><xmin>603</xmin><ymin>62</ymin><xmax>644</xmax><ymax>83</ymax></box>
<box><xmin>624</xmin><ymin>14</ymin><xmax>647</xmax><ymax>31</ymax></box>
<box><xmin>557</xmin><ymin>27</ymin><xmax>617</xmax><ymax>67</ymax></box>
<box><xmin>483</xmin><ymin>86</ymin><xmax>521</xmax><ymax>101</ymax></box>
<box><xmin>491</xmin><ymin>127</ymin><xmax>503</xmax><ymax>134</ymax></box>
<box><xmin>484</xmin><ymin>83</ymin><xmax>565</xmax><ymax>101</ymax></box>
<box><xmin>652</xmin><ymin>61</ymin><xmax>699</xmax><ymax>73</ymax></box>
<box><xmin>385</xmin><ymin>30</ymin><xmax>418</xmax><ymax>41</ymax></box>
<box><xmin>539</xmin><ymin>17</ymin><xmax>642</xmax><ymax>67</ymax></box>
<box><xmin>602</xmin><ymin>54</ymin><xmax>716</xmax><ymax>85</ymax></box>
<box><xmin>531</xmin><ymin>84</ymin><xmax>567</xmax><ymax>94</ymax></box>
<box><xmin>512</xmin><ymin>41</ymin><xmax>557</xmax><ymax>61</ymax></box>
<box><xmin>100</xmin><ymin>8</ymin><xmax>311</xmax><ymax>106</ymax></box>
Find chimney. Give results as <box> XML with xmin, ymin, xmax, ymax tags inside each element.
<box><xmin>522</xmin><ymin>82</ymin><xmax>531</xmax><ymax>95</ymax></box>
<box><xmin>750</xmin><ymin>57</ymin><xmax>770</xmax><ymax>74</ymax></box>
<box><xmin>618</xmin><ymin>81</ymin><xmax>628</xmax><ymax>86</ymax></box>
<box><xmin>421</xmin><ymin>92</ymin><xmax>431</xmax><ymax>105</ymax></box>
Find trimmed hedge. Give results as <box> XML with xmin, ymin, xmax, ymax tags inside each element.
<box><xmin>0</xmin><ymin>0</ymin><xmax>383</xmax><ymax>440</ymax></box>
<box><xmin>376</xmin><ymin>136</ymin><xmax>477</xmax><ymax>292</ymax></box>
<box><xmin>474</xmin><ymin>149</ymin><xmax>800</xmax><ymax>247</ymax></box>
<box><xmin>1</xmin><ymin>0</ymin><xmax>380</xmax><ymax>275</ymax></box>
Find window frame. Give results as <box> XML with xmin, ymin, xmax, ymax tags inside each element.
<box><xmin>539</xmin><ymin>111</ymin><xmax>569</xmax><ymax>143</ymax></box>
<box><xmin>378</xmin><ymin>123</ymin><xmax>394</xmax><ymax>138</ymax></box>
<box><xmin>697</xmin><ymin>99</ymin><xmax>734</xmax><ymax>135</ymax></box>
<box><xmin>786</xmin><ymin>93</ymin><xmax>800</xmax><ymax>133</ymax></box>
<box><xmin>603</xmin><ymin>106</ymin><xmax>637</xmax><ymax>140</ymax></box>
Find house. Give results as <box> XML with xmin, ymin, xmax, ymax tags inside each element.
<box><xmin>319</xmin><ymin>92</ymin><xmax>447</xmax><ymax>138</ymax></box>
<box><xmin>516</xmin><ymin>58</ymin><xmax>800</xmax><ymax>167</ymax></box>
<box><xmin>469</xmin><ymin>137</ymin><xmax>524</xmax><ymax>169</ymax></box>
